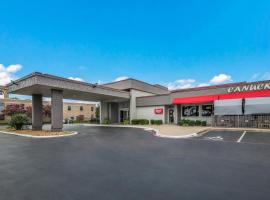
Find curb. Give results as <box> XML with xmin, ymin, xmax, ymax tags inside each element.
<box><xmin>82</xmin><ymin>124</ymin><xmax>200</xmax><ymax>139</ymax></box>
<box><xmin>154</xmin><ymin>132</ymin><xmax>198</xmax><ymax>139</ymax></box>
<box><xmin>83</xmin><ymin>124</ymin><xmax>159</xmax><ymax>135</ymax></box>
<box><xmin>0</xmin><ymin>130</ymin><xmax>78</xmax><ymax>138</ymax></box>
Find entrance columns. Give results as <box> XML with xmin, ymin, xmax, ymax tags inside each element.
<box><xmin>100</xmin><ymin>101</ymin><xmax>108</xmax><ymax>124</ymax></box>
<box><xmin>32</xmin><ymin>94</ymin><xmax>43</xmax><ymax>130</ymax></box>
<box><xmin>51</xmin><ymin>89</ymin><xmax>63</xmax><ymax>131</ymax></box>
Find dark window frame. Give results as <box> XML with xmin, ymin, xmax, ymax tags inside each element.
<box><xmin>182</xmin><ymin>105</ymin><xmax>199</xmax><ymax>117</ymax></box>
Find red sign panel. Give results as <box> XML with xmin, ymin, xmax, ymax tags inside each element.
<box><xmin>154</xmin><ymin>108</ymin><xmax>163</xmax><ymax>114</ymax></box>
<box><xmin>172</xmin><ymin>90</ymin><xmax>270</xmax><ymax>104</ymax></box>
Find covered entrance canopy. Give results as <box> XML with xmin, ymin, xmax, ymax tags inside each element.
<box><xmin>7</xmin><ymin>72</ymin><xmax>130</xmax><ymax>131</ymax></box>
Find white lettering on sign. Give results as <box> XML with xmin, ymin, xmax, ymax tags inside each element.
<box><xmin>227</xmin><ymin>83</ymin><xmax>270</xmax><ymax>93</ymax></box>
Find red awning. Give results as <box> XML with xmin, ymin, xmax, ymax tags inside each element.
<box><xmin>172</xmin><ymin>94</ymin><xmax>219</xmax><ymax>104</ymax></box>
<box><xmin>172</xmin><ymin>90</ymin><xmax>270</xmax><ymax>104</ymax></box>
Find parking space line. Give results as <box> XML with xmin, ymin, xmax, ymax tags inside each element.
<box><xmin>237</xmin><ymin>131</ymin><xmax>246</xmax><ymax>143</ymax></box>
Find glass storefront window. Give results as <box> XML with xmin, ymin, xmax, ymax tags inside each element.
<box><xmin>182</xmin><ymin>106</ymin><xmax>199</xmax><ymax>117</ymax></box>
<box><xmin>201</xmin><ymin>105</ymin><xmax>213</xmax><ymax>116</ymax></box>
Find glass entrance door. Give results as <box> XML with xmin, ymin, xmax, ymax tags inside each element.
<box><xmin>120</xmin><ymin>110</ymin><xmax>129</xmax><ymax>123</ymax></box>
<box><xmin>168</xmin><ymin>109</ymin><xmax>174</xmax><ymax>123</ymax></box>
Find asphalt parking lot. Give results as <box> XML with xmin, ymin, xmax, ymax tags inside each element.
<box><xmin>195</xmin><ymin>129</ymin><xmax>270</xmax><ymax>144</ymax></box>
<box><xmin>1</xmin><ymin>126</ymin><xmax>270</xmax><ymax>200</ymax></box>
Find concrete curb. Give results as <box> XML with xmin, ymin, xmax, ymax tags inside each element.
<box><xmin>154</xmin><ymin>132</ymin><xmax>198</xmax><ymax>138</ymax></box>
<box><xmin>83</xmin><ymin>124</ymin><xmax>160</xmax><ymax>136</ymax></box>
<box><xmin>0</xmin><ymin>130</ymin><xmax>78</xmax><ymax>138</ymax></box>
<box><xmin>82</xmin><ymin>124</ymin><xmax>200</xmax><ymax>139</ymax></box>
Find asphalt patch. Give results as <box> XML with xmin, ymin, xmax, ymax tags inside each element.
<box><xmin>242</xmin><ymin>131</ymin><xmax>270</xmax><ymax>144</ymax></box>
<box><xmin>196</xmin><ymin>130</ymin><xmax>243</xmax><ymax>142</ymax></box>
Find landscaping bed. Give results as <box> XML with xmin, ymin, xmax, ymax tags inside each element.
<box><xmin>4</xmin><ymin>129</ymin><xmax>73</xmax><ymax>137</ymax></box>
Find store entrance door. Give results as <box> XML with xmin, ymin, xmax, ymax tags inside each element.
<box><xmin>120</xmin><ymin>109</ymin><xmax>129</xmax><ymax>123</ymax></box>
<box><xmin>168</xmin><ymin>109</ymin><xmax>174</xmax><ymax>124</ymax></box>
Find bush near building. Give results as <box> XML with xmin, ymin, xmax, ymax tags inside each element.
<box><xmin>103</xmin><ymin>118</ymin><xmax>111</xmax><ymax>124</ymax></box>
<box><xmin>2</xmin><ymin>104</ymin><xmax>51</xmax><ymax>119</ymax></box>
<box><xmin>150</xmin><ymin>120</ymin><xmax>163</xmax><ymax>125</ymax></box>
<box><xmin>75</xmin><ymin>115</ymin><xmax>84</xmax><ymax>123</ymax></box>
<box><xmin>9</xmin><ymin>114</ymin><xmax>30</xmax><ymax>130</ymax></box>
<box><xmin>123</xmin><ymin>119</ymin><xmax>130</xmax><ymax>125</ymax></box>
<box><xmin>131</xmin><ymin>119</ymin><xmax>149</xmax><ymax>125</ymax></box>
<box><xmin>89</xmin><ymin>118</ymin><xmax>100</xmax><ymax>124</ymax></box>
<box><xmin>178</xmin><ymin>119</ymin><xmax>207</xmax><ymax>126</ymax></box>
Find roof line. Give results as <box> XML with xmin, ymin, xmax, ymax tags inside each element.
<box><xmin>171</xmin><ymin>79</ymin><xmax>270</xmax><ymax>93</ymax></box>
<box><xmin>7</xmin><ymin>72</ymin><xmax>129</xmax><ymax>94</ymax></box>
<box><xmin>137</xmin><ymin>79</ymin><xmax>270</xmax><ymax>98</ymax></box>
<box><xmin>103</xmin><ymin>78</ymin><xmax>169</xmax><ymax>92</ymax></box>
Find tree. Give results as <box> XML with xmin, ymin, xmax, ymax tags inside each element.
<box><xmin>95</xmin><ymin>106</ymin><xmax>100</xmax><ymax>119</ymax></box>
<box><xmin>2</xmin><ymin>104</ymin><xmax>26</xmax><ymax>116</ymax></box>
<box><xmin>2</xmin><ymin>103</ymin><xmax>51</xmax><ymax>118</ymax></box>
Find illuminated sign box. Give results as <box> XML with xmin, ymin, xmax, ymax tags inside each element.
<box><xmin>154</xmin><ymin>108</ymin><xmax>163</xmax><ymax>114</ymax></box>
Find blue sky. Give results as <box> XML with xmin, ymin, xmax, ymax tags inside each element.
<box><xmin>0</xmin><ymin>0</ymin><xmax>270</xmax><ymax>90</ymax></box>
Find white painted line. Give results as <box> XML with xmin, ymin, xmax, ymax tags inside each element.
<box><xmin>237</xmin><ymin>131</ymin><xmax>247</xmax><ymax>143</ymax></box>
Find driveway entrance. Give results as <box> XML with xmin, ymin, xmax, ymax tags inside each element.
<box><xmin>1</xmin><ymin>126</ymin><xmax>270</xmax><ymax>200</ymax></box>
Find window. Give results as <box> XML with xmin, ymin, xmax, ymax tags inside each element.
<box><xmin>201</xmin><ymin>105</ymin><xmax>214</xmax><ymax>116</ymax></box>
<box><xmin>91</xmin><ymin>107</ymin><xmax>94</xmax><ymax>111</ymax></box>
<box><xmin>80</xmin><ymin>106</ymin><xmax>83</xmax><ymax>111</ymax></box>
<box><xmin>68</xmin><ymin>106</ymin><xmax>71</xmax><ymax>111</ymax></box>
<box><xmin>182</xmin><ymin>106</ymin><xmax>199</xmax><ymax>117</ymax></box>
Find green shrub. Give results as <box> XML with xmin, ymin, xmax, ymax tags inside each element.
<box><xmin>9</xmin><ymin>114</ymin><xmax>29</xmax><ymax>130</ymax></box>
<box><xmin>188</xmin><ymin>120</ymin><xmax>195</xmax><ymax>126</ymax></box>
<box><xmin>89</xmin><ymin>118</ymin><xmax>100</xmax><ymax>124</ymax></box>
<box><xmin>195</xmin><ymin>120</ymin><xmax>202</xmax><ymax>126</ymax></box>
<box><xmin>178</xmin><ymin>119</ymin><xmax>206</xmax><ymax>127</ymax></box>
<box><xmin>131</xmin><ymin>119</ymin><xmax>149</xmax><ymax>125</ymax></box>
<box><xmin>103</xmin><ymin>118</ymin><xmax>111</xmax><ymax>124</ymax></box>
<box><xmin>123</xmin><ymin>119</ymin><xmax>130</xmax><ymax>125</ymax></box>
<box><xmin>178</xmin><ymin>119</ymin><xmax>190</xmax><ymax>126</ymax></box>
<box><xmin>150</xmin><ymin>120</ymin><xmax>163</xmax><ymax>125</ymax></box>
<box><xmin>201</xmin><ymin>121</ymin><xmax>207</xmax><ymax>126</ymax></box>
<box><xmin>76</xmin><ymin>115</ymin><xmax>85</xmax><ymax>123</ymax></box>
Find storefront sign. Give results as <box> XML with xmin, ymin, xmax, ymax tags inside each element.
<box><xmin>228</xmin><ymin>83</ymin><xmax>270</xmax><ymax>93</ymax></box>
<box><xmin>154</xmin><ymin>108</ymin><xmax>163</xmax><ymax>114</ymax></box>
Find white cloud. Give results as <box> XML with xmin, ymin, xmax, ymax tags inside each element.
<box><xmin>114</xmin><ymin>76</ymin><xmax>129</xmax><ymax>82</ymax></box>
<box><xmin>197</xmin><ymin>83</ymin><xmax>210</xmax><ymax>87</ymax></box>
<box><xmin>261</xmin><ymin>72</ymin><xmax>270</xmax><ymax>80</ymax></box>
<box><xmin>6</xmin><ymin>64</ymin><xmax>22</xmax><ymax>73</ymax></box>
<box><xmin>209</xmin><ymin>74</ymin><xmax>232</xmax><ymax>84</ymax></box>
<box><xmin>0</xmin><ymin>64</ymin><xmax>22</xmax><ymax>86</ymax></box>
<box><xmin>0</xmin><ymin>64</ymin><xmax>5</xmax><ymax>72</ymax></box>
<box><xmin>68</xmin><ymin>77</ymin><xmax>85</xmax><ymax>82</ymax></box>
<box><xmin>165</xmin><ymin>79</ymin><xmax>196</xmax><ymax>90</ymax></box>
<box><xmin>175</xmin><ymin>79</ymin><xmax>196</xmax><ymax>84</ymax></box>
<box><xmin>163</xmin><ymin>73</ymin><xmax>233</xmax><ymax>91</ymax></box>
<box><xmin>250</xmin><ymin>72</ymin><xmax>270</xmax><ymax>81</ymax></box>
<box><xmin>97</xmin><ymin>80</ymin><xmax>103</xmax><ymax>85</ymax></box>
<box><xmin>251</xmin><ymin>73</ymin><xmax>260</xmax><ymax>80</ymax></box>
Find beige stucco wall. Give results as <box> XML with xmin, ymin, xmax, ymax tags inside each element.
<box><xmin>0</xmin><ymin>99</ymin><xmax>96</xmax><ymax>121</ymax></box>
<box><xmin>63</xmin><ymin>102</ymin><xmax>96</xmax><ymax>120</ymax></box>
<box><xmin>136</xmin><ymin>106</ymin><xmax>165</xmax><ymax>122</ymax></box>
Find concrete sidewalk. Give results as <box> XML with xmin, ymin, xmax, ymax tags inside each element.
<box><xmin>135</xmin><ymin>124</ymin><xmax>209</xmax><ymax>138</ymax></box>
